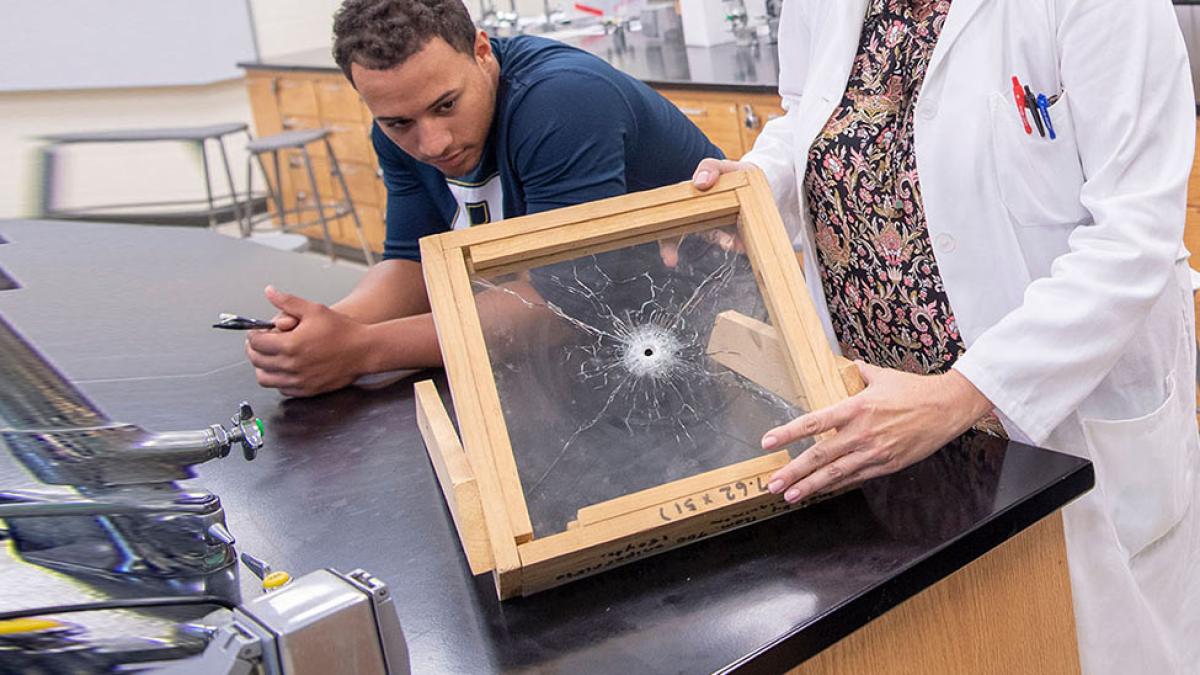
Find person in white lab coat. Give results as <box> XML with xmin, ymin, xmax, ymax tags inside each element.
<box><xmin>692</xmin><ymin>0</ymin><xmax>1199</xmax><ymax>672</ymax></box>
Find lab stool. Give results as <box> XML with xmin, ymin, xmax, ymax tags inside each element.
<box><xmin>244</xmin><ymin>128</ymin><xmax>375</xmax><ymax>264</ymax></box>
<box><xmin>39</xmin><ymin>123</ymin><xmax>255</xmax><ymax>228</ymax></box>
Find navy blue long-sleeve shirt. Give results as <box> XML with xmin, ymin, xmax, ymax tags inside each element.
<box><xmin>372</xmin><ymin>35</ymin><xmax>723</xmax><ymax>261</ymax></box>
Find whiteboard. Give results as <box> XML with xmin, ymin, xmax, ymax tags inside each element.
<box><xmin>0</xmin><ymin>0</ymin><xmax>259</xmax><ymax>92</ymax></box>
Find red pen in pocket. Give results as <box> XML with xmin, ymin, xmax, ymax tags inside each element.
<box><xmin>1011</xmin><ymin>76</ymin><xmax>1033</xmax><ymax>135</ymax></box>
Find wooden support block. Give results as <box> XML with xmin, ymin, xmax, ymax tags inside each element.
<box><xmin>414</xmin><ymin>380</ymin><xmax>494</xmax><ymax>575</ymax></box>
<box><xmin>574</xmin><ymin>450</ymin><xmax>792</xmax><ymax>526</ymax></box>
<box><xmin>707</xmin><ymin>310</ymin><xmax>865</xmax><ymax>407</ymax></box>
<box><xmin>707</xmin><ymin>310</ymin><xmax>807</xmax><ymax>408</ymax></box>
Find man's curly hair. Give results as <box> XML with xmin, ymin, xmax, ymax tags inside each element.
<box><xmin>333</xmin><ymin>0</ymin><xmax>477</xmax><ymax>86</ymax></box>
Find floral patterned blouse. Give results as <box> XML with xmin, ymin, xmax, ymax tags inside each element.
<box><xmin>804</xmin><ymin>0</ymin><xmax>1004</xmax><ymax>437</ymax></box>
<box><xmin>806</xmin><ymin>0</ymin><xmax>1003</xmax><ymax>437</ymax></box>
<box><xmin>805</xmin><ymin>0</ymin><xmax>960</xmax><ymax>375</ymax></box>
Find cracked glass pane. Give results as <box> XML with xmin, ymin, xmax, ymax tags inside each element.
<box><xmin>472</xmin><ymin>218</ymin><xmax>812</xmax><ymax>537</ymax></box>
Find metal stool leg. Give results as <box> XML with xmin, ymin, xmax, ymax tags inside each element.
<box><xmin>38</xmin><ymin>144</ymin><xmax>61</xmax><ymax>218</ymax></box>
<box><xmin>269</xmin><ymin>151</ymin><xmax>287</xmax><ymax>229</ymax></box>
<box><xmin>324</xmin><ymin>138</ymin><xmax>375</xmax><ymax>265</ymax></box>
<box><xmin>198</xmin><ymin>141</ymin><xmax>218</xmax><ymax>229</ymax></box>
<box><xmin>300</xmin><ymin>147</ymin><xmax>335</xmax><ymax>262</ymax></box>
<box><xmin>215</xmin><ymin>136</ymin><xmax>243</xmax><ymax>233</ymax></box>
<box><xmin>243</xmin><ymin>152</ymin><xmax>255</xmax><ymax>238</ymax></box>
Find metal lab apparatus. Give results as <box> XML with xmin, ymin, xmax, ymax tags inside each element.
<box><xmin>155</xmin><ymin>568</ymin><xmax>409</xmax><ymax>675</ymax></box>
<box><xmin>0</xmin><ymin>314</ymin><xmax>261</xmax><ymax>600</ymax></box>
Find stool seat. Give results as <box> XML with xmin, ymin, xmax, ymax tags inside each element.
<box><xmin>41</xmin><ymin>123</ymin><xmax>249</xmax><ymax>144</ymax></box>
<box><xmin>246</xmin><ymin>129</ymin><xmax>331</xmax><ymax>153</ymax></box>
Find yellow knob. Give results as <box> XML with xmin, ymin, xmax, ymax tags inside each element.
<box><xmin>0</xmin><ymin>618</ymin><xmax>65</xmax><ymax>635</ymax></box>
<box><xmin>263</xmin><ymin>571</ymin><xmax>291</xmax><ymax>590</ymax></box>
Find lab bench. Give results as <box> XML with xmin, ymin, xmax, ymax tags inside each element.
<box><xmin>0</xmin><ymin>219</ymin><xmax>1093</xmax><ymax>673</ymax></box>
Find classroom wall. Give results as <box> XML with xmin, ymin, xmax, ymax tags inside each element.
<box><xmin>0</xmin><ymin>82</ymin><xmax>254</xmax><ymax>219</ymax></box>
<box><xmin>0</xmin><ymin>0</ymin><xmax>345</xmax><ymax>220</ymax></box>
<box><xmin>0</xmin><ymin>0</ymin><xmax>590</xmax><ymax>219</ymax></box>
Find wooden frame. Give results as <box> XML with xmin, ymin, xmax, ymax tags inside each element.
<box><xmin>416</xmin><ymin>170</ymin><xmax>862</xmax><ymax>598</ymax></box>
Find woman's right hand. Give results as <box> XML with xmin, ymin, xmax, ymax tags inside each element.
<box><xmin>692</xmin><ymin>158</ymin><xmax>755</xmax><ymax>191</ymax></box>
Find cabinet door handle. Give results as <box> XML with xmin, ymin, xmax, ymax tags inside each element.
<box><xmin>742</xmin><ymin>104</ymin><xmax>761</xmax><ymax>130</ymax></box>
<box><xmin>678</xmin><ymin>106</ymin><xmax>707</xmax><ymax>117</ymax></box>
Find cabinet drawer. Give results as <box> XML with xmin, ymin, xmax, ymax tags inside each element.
<box><xmin>347</xmin><ymin>206</ymin><xmax>387</xmax><ymax>253</ymax></box>
<box><xmin>327</xmin><ymin>123</ymin><xmax>374</xmax><ymax>163</ymax></box>
<box><xmin>245</xmin><ymin>75</ymin><xmax>284</xmax><ymax>138</ymax></box>
<box><xmin>276</xmin><ymin>78</ymin><xmax>319</xmax><ymax>117</ymax></box>
<box><xmin>737</xmin><ymin>102</ymin><xmax>785</xmax><ymax>157</ymax></box>
<box><xmin>661</xmin><ymin>95</ymin><xmax>742</xmax><ymax>159</ymax></box>
<box><xmin>316</xmin><ymin>78</ymin><xmax>365</xmax><ymax>123</ymax></box>
<box><xmin>284</xmin><ymin>154</ymin><xmax>335</xmax><ymax>207</ymax></box>
<box><xmin>336</xmin><ymin>161</ymin><xmax>383</xmax><ymax>207</ymax></box>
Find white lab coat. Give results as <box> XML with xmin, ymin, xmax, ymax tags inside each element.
<box><xmin>741</xmin><ymin>0</ymin><xmax>1200</xmax><ymax>672</ymax></box>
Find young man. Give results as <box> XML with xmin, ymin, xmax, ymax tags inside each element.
<box><xmin>246</xmin><ymin>0</ymin><xmax>722</xmax><ymax>397</ymax></box>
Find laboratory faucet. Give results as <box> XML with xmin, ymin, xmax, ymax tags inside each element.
<box><xmin>0</xmin><ymin>316</ymin><xmax>261</xmax><ymax>601</ymax></box>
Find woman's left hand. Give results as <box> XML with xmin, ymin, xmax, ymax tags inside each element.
<box><xmin>764</xmin><ymin>362</ymin><xmax>995</xmax><ymax>503</ymax></box>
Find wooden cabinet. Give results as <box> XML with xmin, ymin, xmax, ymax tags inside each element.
<box><xmin>738</xmin><ymin>99</ymin><xmax>786</xmax><ymax>154</ymax></box>
<box><xmin>243</xmin><ymin>71</ymin><xmax>384</xmax><ymax>255</ymax></box>
<box><xmin>243</xmin><ymin>69</ymin><xmax>783</xmax><ymax>256</ymax></box>
<box><xmin>658</xmin><ymin>91</ymin><xmax>743</xmax><ymax>158</ymax></box>
<box><xmin>1186</xmin><ymin>117</ymin><xmax>1200</xmax><ymax>272</ymax></box>
<box><xmin>656</xmin><ymin>86</ymin><xmax>785</xmax><ymax>159</ymax></box>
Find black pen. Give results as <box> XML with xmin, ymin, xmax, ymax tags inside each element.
<box><xmin>1024</xmin><ymin>85</ymin><xmax>1045</xmax><ymax>137</ymax></box>
<box><xmin>212</xmin><ymin>313</ymin><xmax>276</xmax><ymax>330</ymax></box>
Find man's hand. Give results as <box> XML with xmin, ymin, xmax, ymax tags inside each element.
<box><xmin>763</xmin><ymin>363</ymin><xmax>995</xmax><ymax>503</ymax></box>
<box><xmin>246</xmin><ymin>286</ymin><xmax>376</xmax><ymax>398</ymax></box>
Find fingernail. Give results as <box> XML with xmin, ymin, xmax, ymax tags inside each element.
<box><xmin>762</xmin><ymin>434</ymin><xmax>778</xmax><ymax>450</ymax></box>
<box><xmin>767</xmin><ymin>479</ymin><xmax>784</xmax><ymax>493</ymax></box>
<box><xmin>784</xmin><ymin>488</ymin><xmax>802</xmax><ymax>503</ymax></box>
<box><xmin>695</xmin><ymin>170</ymin><xmax>711</xmax><ymax>184</ymax></box>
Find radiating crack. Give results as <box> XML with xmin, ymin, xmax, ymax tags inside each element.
<box><xmin>473</xmin><ymin>238</ymin><xmax>800</xmax><ymax>503</ymax></box>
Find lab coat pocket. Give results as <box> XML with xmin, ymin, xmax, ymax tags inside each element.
<box><xmin>1081</xmin><ymin>372</ymin><xmax>1194</xmax><ymax>559</ymax></box>
<box><xmin>988</xmin><ymin>91</ymin><xmax>1090</xmax><ymax>228</ymax></box>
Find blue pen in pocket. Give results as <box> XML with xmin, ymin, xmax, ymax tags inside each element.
<box><xmin>1036</xmin><ymin>93</ymin><xmax>1057</xmax><ymax>140</ymax></box>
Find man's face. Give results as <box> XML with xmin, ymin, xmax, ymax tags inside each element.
<box><xmin>353</xmin><ymin>33</ymin><xmax>498</xmax><ymax>178</ymax></box>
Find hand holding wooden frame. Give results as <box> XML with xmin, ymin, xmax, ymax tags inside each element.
<box><xmin>415</xmin><ymin>170</ymin><xmax>861</xmax><ymax>599</ymax></box>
